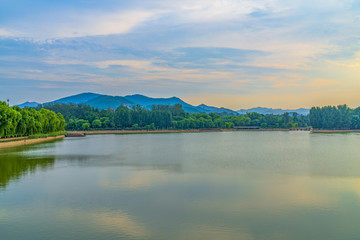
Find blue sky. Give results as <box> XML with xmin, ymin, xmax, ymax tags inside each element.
<box><xmin>0</xmin><ymin>0</ymin><xmax>359</xmax><ymax>109</ymax></box>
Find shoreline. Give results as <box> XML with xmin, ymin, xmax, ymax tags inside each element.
<box><xmin>0</xmin><ymin>135</ymin><xmax>65</xmax><ymax>149</ymax></box>
<box><xmin>311</xmin><ymin>129</ymin><xmax>360</xmax><ymax>133</ymax></box>
<box><xmin>69</xmin><ymin>130</ymin><xmax>202</xmax><ymax>135</ymax></box>
<box><xmin>0</xmin><ymin>136</ymin><xmax>28</xmax><ymax>142</ymax></box>
<box><xmin>1</xmin><ymin>129</ymin><xmax>356</xmax><ymax>149</ymax></box>
<box><xmin>68</xmin><ymin>128</ymin><xmax>310</xmax><ymax>135</ymax></box>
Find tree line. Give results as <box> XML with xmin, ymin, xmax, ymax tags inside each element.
<box><xmin>42</xmin><ymin>103</ymin><xmax>309</xmax><ymax>131</ymax></box>
<box><xmin>0</xmin><ymin>101</ymin><xmax>65</xmax><ymax>138</ymax></box>
<box><xmin>310</xmin><ymin>104</ymin><xmax>360</xmax><ymax>129</ymax></box>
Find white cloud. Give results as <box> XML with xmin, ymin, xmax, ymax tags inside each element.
<box><xmin>44</xmin><ymin>58</ymin><xmax>171</xmax><ymax>72</ymax></box>
<box><xmin>95</xmin><ymin>60</ymin><xmax>154</xmax><ymax>69</ymax></box>
<box><xmin>164</xmin><ymin>0</ymin><xmax>280</xmax><ymax>23</ymax></box>
<box><xmin>23</xmin><ymin>69</ymin><xmax>43</xmax><ymax>73</ymax></box>
<box><xmin>0</xmin><ymin>28</ymin><xmax>18</xmax><ymax>37</ymax></box>
<box><xmin>50</xmin><ymin>10</ymin><xmax>156</xmax><ymax>39</ymax></box>
<box><xmin>4</xmin><ymin>10</ymin><xmax>158</xmax><ymax>40</ymax></box>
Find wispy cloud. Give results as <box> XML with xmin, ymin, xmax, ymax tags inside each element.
<box><xmin>0</xmin><ymin>28</ymin><xmax>17</xmax><ymax>37</ymax></box>
<box><xmin>2</xmin><ymin>10</ymin><xmax>158</xmax><ymax>40</ymax></box>
<box><xmin>326</xmin><ymin>52</ymin><xmax>360</xmax><ymax>68</ymax></box>
<box><xmin>167</xmin><ymin>0</ymin><xmax>279</xmax><ymax>23</ymax></box>
<box><xmin>1</xmin><ymin>0</ymin><xmax>360</xmax><ymax>107</ymax></box>
<box><xmin>95</xmin><ymin>60</ymin><xmax>171</xmax><ymax>72</ymax></box>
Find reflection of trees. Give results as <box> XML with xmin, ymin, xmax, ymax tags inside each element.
<box><xmin>0</xmin><ymin>155</ymin><xmax>55</xmax><ymax>189</ymax></box>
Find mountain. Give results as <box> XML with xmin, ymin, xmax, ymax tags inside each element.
<box><xmin>85</xmin><ymin>95</ymin><xmax>133</xmax><ymax>109</ymax></box>
<box><xmin>124</xmin><ymin>94</ymin><xmax>201</xmax><ymax>113</ymax></box>
<box><xmin>237</xmin><ymin>107</ymin><xmax>309</xmax><ymax>116</ymax></box>
<box><xmin>17</xmin><ymin>92</ymin><xmax>310</xmax><ymax>115</ymax></box>
<box><xmin>17</xmin><ymin>101</ymin><xmax>40</xmax><ymax>108</ymax></box>
<box><xmin>46</xmin><ymin>92</ymin><xmax>102</xmax><ymax>104</ymax></box>
<box><xmin>125</xmin><ymin>94</ymin><xmax>183</xmax><ymax>106</ymax></box>
<box><xmin>30</xmin><ymin>92</ymin><xmax>201</xmax><ymax>113</ymax></box>
<box><xmin>196</xmin><ymin>104</ymin><xmax>238</xmax><ymax>115</ymax></box>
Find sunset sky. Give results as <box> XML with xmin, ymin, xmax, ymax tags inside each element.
<box><xmin>1</xmin><ymin>0</ymin><xmax>359</xmax><ymax>109</ymax></box>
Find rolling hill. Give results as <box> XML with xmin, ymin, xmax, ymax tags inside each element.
<box><xmin>45</xmin><ymin>92</ymin><xmax>102</xmax><ymax>104</ymax></box>
<box><xmin>17</xmin><ymin>92</ymin><xmax>310</xmax><ymax>115</ymax></box>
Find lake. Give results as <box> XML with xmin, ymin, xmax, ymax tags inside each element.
<box><xmin>1</xmin><ymin>131</ymin><xmax>360</xmax><ymax>240</ymax></box>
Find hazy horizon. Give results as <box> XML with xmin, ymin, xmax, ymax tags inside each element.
<box><xmin>14</xmin><ymin>91</ymin><xmax>315</xmax><ymax>111</ymax></box>
<box><xmin>1</xmin><ymin>0</ymin><xmax>359</xmax><ymax>108</ymax></box>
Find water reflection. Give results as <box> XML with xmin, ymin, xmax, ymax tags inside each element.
<box><xmin>2</xmin><ymin>132</ymin><xmax>360</xmax><ymax>240</ymax></box>
<box><xmin>0</xmin><ymin>153</ymin><xmax>54</xmax><ymax>189</ymax></box>
<box><xmin>57</xmin><ymin>208</ymin><xmax>149</xmax><ymax>239</ymax></box>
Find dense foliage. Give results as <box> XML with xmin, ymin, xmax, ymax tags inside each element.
<box><xmin>310</xmin><ymin>104</ymin><xmax>360</xmax><ymax>129</ymax></box>
<box><xmin>43</xmin><ymin>103</ymin><xmax>309</xmax><ymax>130</ymax></box>
<box><xmin>0</xmin><ymin>101</ymin><xmax>65</xmax><ymax>138</ymax></box>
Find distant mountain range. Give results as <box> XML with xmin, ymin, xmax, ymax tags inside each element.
<box><xmin>17</xmin><ymin>92</ymin><xmax>310</xmax><ymax>115</ymax></box>
<box><xmin>237</xmin><ymin>107</ymin><xmax>310</xmax><ymax>116</ymax></box>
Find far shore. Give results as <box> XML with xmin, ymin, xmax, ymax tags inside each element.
<box><xmin>311</xmin><ymin>129</ymin><xmax>360</xmax><ymax>133</ymax></box>
<box><xmin>1</xmin><ymin>128</ymin><xmax>357</xmax><ymax>149</ymax></box>
<box><xmin>0</xmin><ymin>135</ymin><xmax>65</xmax><ymax>149</ymax></box>
<box><xmin>67</xmin><ymin>128</ymin><xmax>311</xmax><ymax>136</ymax></box>
<box><xmin>68</xmin><ymin>129</ymin><xmax>203</xmax><ymax>135</ymax></box>
<box><xmin>69</xmin><ymin>127</ymin><xmax>360</xmax><ymax>135</ymax></box>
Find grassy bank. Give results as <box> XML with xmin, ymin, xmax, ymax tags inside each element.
<box><xmin>0</xmin><ymin>131</ymin><xmax>66</xmax><ymax>149</ymax></box>
<box><xmin>0</xmin><ymin>135</ymin><xmax>65</xmax><ymax>149</ymax></box>
<box><xmin>28</xmin><ymin>131</ymin><xmax>67</xmax><ymax>139</ymax></box>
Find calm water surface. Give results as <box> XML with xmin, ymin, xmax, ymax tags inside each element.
<box><xmin>1</xmin><ymin>132</ymin><xmax>360</xmax><ymax>240</ymax></box>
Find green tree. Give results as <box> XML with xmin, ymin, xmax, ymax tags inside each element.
<box><xmin>92</xmin><ymin>119</ymin><xmax>102</xmax><ymax>128</ymax></box>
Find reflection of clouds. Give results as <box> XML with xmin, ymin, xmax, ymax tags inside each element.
<box><xmin>94</xmin><ymin>211</ymin><xmax>149</xmax><ymax>238</ymax></box>
<box><xmin>250</xmin><ymin>175</ymin><xmax>330</xmax><ymax>208</ymax></box>
<box><xmin>59</xmin><ymin>208</ymin><xmax>149</xmax><ymax>238</ymax></box>
<box><xmin>99</xmin><ymin>170</ymin><xmax>169</xmax><ymax>190</ymax></box>
<box><xmin>184</xmin><ymin>225</ymin><xmax>254</xmax><ymax>240</ymax></box>
<box><xmin>322</xmin><ymin>178</ymin><xmax>360</xmax><ymax>200</ymax></box>
<box><xmin>191</xmin><ymin>174</ymin><xmax>331</xmax><ymax>214</ymax></box>
<box><xmin>0</xmin><ymin>209</ymin><xmax>8</xmax><ymax>220</ymax></box>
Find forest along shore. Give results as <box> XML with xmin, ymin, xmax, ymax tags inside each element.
<box><xmin>67</xmin><ymin>127</ymin><xmax>311</xmax><ymax>136</ymax></box>
<box><xmin>0</xmin><ymin>135</ymin><xmax>65</xmax><ymax>149</ymax></box>
<box><xmin>68</xmin><ymin>128</ymin><xmax>360</xmax><ymax>136</ymax></box>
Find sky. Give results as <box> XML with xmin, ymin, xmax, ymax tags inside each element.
<box><xmin>0</xmin><ymin>0</ymin><xmax>359</xmax><ymax>109</ymax></box>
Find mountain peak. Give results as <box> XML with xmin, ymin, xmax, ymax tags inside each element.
<box><xmin>45</xmin><ymin>92</ymin><xmax>102</xmax><ymax>105</ymax></box>
<box><xmin>17</xmin><ymin>101</ymin><xmax>40</xmax><ymax>108</ymax></box>
<box><xmin>17</xmin><ymin>92</ymin><xmax>310</xmax><ymax>115</ymax></box>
